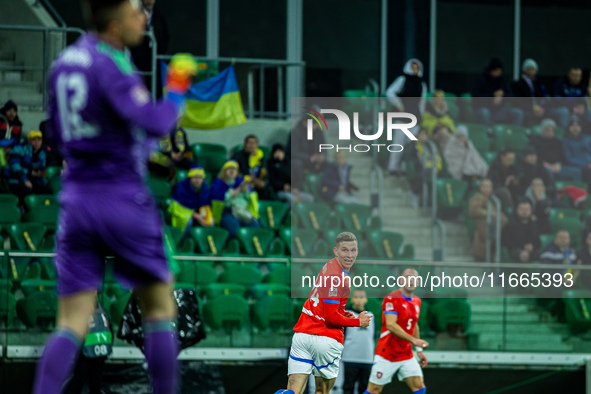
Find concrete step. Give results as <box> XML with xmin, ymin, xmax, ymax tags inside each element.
<box><xmin>477</xmin><ymin>332</ymin><xmax>566</xmax><ymax>345</ymax></box>
<box><xmin>471</xmin><ymin>322</ymin><xmax>570</xmax><ymax>335</ymax></box>
<box><xmin>469</xmin><ymin>304</ymin><xmax>530</xmax><ymax>314</ymax></box>
<box><xmin>468</xmin><ymin>298</ymin><xmax>536</xmax><ymax>306</ymax></box>
<box><xmin>0</xmin><ymin>80</ymin><xmax>39</xmax><ymax>89</ymax></box>
<box><xmin>471</xmin><ymin>312</ymin><xmax>540</xmax><ymax>323</ymax></box>
<box><xmin>477</xmin><ymin>341</ymin><xmax>572</xmax><ymax>352</ymax></box>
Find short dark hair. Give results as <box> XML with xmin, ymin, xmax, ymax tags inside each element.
<box><xmin>335</xmin><ymin>232</ymin><xmax>357</xmax><ymax>248</ymax></box>
<box><xmin>83</xmin><ymin>0</ymin><xmax>128</xmax><ymax>32</ymax></box>
<box><xmin>499</xmin><ymin>148</ymin><xmax>515</xmax><ymax>156</ymax></box>
<box><xmin>244</xmin><ymin>134</ymin><xmax>258</xmax><ymax>145</ymax></box>
<box><xmin>516</xmin><ymin>197</ymin><xmax>532</xmax><ymax>207</ymax></box>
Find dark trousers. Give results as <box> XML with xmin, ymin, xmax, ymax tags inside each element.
<box><xmin>9</xmin><ymin>179</ymin><xmax>53</xmax><ymax>205</ymax></box>
<box><xmin>343</xmin><ymin>362</ymin><xmax>372</xmax><ymax>394</ymax></box>
<box><xmin>64</xmin><ymin>356</ymin><xmax>106</xmax><ymax>394</ymax></box>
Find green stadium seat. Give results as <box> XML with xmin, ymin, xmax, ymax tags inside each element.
<box><xmin>281</xmin><ymin>228</ymin><xmax>329</xmax><ymax>257</ymax></box>
<box><xmin>147</xmin><ymin>176</ymin><xmax>172</xmax><ymax>201</ymax></box>
<box><xmin>436</xmin><ymin>179</ymin><xmax>468</xmax><ymax>218</ymax></box>
<box><xmin>548</xmin><ymin>208</ymin><xmax>582</xmax><ymax>222</ymax></box>
<box><xmin>563</xmin><ymin>290</ymin><xmax>591</xmax><ymax>333</ymax></box>
<box><xmin>334</xmin><ymin>204</ymin><xmax>382</xmax><ymax>232</ymax></box>
<box><xmin>292</xmin><ymin>298</ymin><xmax>307</xmax><ymax>323</ymax></box>
<box><xmin>191</xmin><ymin>143</ymin><xmax>228</xmax><ymax>175</ymax></box>
<box><xmin>24</xmin><ymin>194</ymin><xmax>57</xmax><ymax>211</ymax></box>
<box><xmin>165</xmin><ymin>225</ymin><xmax>195</xmax><ymax>254</ymax></box>
<box><xmin>365</xmin><ymin>298</ymin><xmax>383</xmax><ymax>338</ymax></box>
<box><xmin>175</xmin><ymin>169</ymin><xmax>188</xmax><ymax>184</ymax></box>
<box><xmin>556</xmin><ymin>180</ymin><xmax>588</xmax><ymax>192</ymax></box>
<box><xmin>293</xmin><ymin>202</ymin><xmax>336</xmax><ymax>230</ymax></box>
<box><xmin>235</xmin><ymin>228</ymin><xmax>284</xmax><ymax>256</ymax></box>
<box><xmin>45</xmin><ymin>166</ymin><xmax>62</xmax><ymax>180</ymax></box>
<box><xmin>252</xmin><ymin>294</ymin><xmax>293</xmax><ymax>330</ymax></box>
<box><xmin>0</xmin><ymin>291</ymin><xmax>16</xmax><ymax>327</ymax></box>
<box><xmin>258</xmin><ymin>201</ymin><xmax>289</xmax><ymax>230</ymax></box>
<box><xmin>457</xmin><ymin>123</ymin><xmax>490</xmax><ymax>154</ymax></box>
<box><xmin>202</xmin><ymin>283</ymin><xmax>247</xmax><ymax>299</ymax></box>
<box><xmin>447</xmin><ymin>101</ymin><xmax>460</xmax><ymax>121</ymax></box>
<box><xmin>367</xmin><ymin>230</ymin><xmax>414</xmax><ymax>260</ymax></box>
<box><xmin>218</xmin><ymin>264</ymin><xmax>262</xmax><ymax>287</ymax></box>
<box><xmin>109</xmin><ymin>293</ymin><xmax>132</xmax><ymax>331</ymax></box>
<box><xmin>539</xmin><ymin>234</ymin><xmax>555</xmax><ymax>250</ymax></box>
<box><xmin>483</xmin><ymin>151</ymin><xmax>497</xmax><ymax>165</ymax></box>
<box><xmin>492</xmin><ymin>124</ymin><xmax>529</xmax><ymax>153</ymax></box>
<box><xmin>322</xmin><ymin>228</ymin><xmax>364</xmax><ymax>250</ymax></box>
<box><xmin>0</xmin><ymin>205</ymin><xmax>21</xmax><ymax>230</ymax></box>
<box><xmin>251</xmin><ymin>283</ymin><xmax>291</xmax><ymax>299</ymax></box>
<box><xmin>202</xmin><ymin>294</ymin><xmax>249</xmax><ymax>330</ymax></box>
<box><xmin>7</xmin><ymin>223</ymin><xmax>48</xmax><ymax>251</ymax></box>
<box><xmin>191</xmin><ymin>227</ymin><xmax>230</xmax><ymax>255</ymax></box>
<box><xmin>0</xmin><ymin>194</ymin><xmax>18</xmax><ymax>206</ymax></box>
<box><xmin>49</xmin><ymin>176</ymin><xmax>61</xmax><ymax>194</ymax></box>
<box><xmin>20</xmin><ymin>278</ymin><xmax>56</xmax><ymax>297</ymax></box>
<box><xmin>176</xmin><ymin>262</ymin><xmax>217</xmax><ymax>286</ymax></box>
<box><xmin>264</xmin><ymin>265</ymin><xmax>292</xmax><ymax>286</ymax></box>
<box><xmin>549</xmin><ymin>217</ymin><xmax>584</xmax><ymax>248</ymax></box>
<box><xmin>430</xmin><ymin>299</ymin><xmax>471</xmax><ymax>335</ymax></box>
<box><xmin>303</xmin><ymin>173</ymin><xmax>323</xmax><ymax>200</ymax></box>
<box><xmin>22</xmin><ymin>194</ymin><xmax>58</xmax><ymax>230</ymax></box>
<box><xmin>16</xmin><ymin>290</ymin><xmax>58</xmax><ymax>328</ymax></box>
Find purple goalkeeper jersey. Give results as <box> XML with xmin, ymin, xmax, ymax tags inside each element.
<box><xmin>47</xmin><ymin>33</ymin><xmax>178</xmax><ymax>187</ymax></box>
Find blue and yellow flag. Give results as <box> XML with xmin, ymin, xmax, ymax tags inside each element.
<box><xmin>162</xmin><ymin>63</ymin><xmax>247</xmax><ymax>129</ymax></box>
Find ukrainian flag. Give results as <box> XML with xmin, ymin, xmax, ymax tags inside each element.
<box><xmin>162</xmin><ymin>63</ymin><xmax>247</xmax><ymax>129</ymax></box>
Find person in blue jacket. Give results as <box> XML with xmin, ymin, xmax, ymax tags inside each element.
<box><xmin>562</xmin><ymin>115</ymin><xmax>591</xmax><ymax>187</ymax></box>
<box><xmin>169</xmin><ymin>164</ymin><xmax>213</xmax><ymax>233</ymax></box>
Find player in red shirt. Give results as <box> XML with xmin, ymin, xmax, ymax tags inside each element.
<box><xmin>366</xmin><ymin>268</ymin><xmax>428</xmax><ymax>394</ymax></box>
<box><xmin>275</xmin><ymin>232</ymin><xmax>372</xmax><ymax>394</ymax></box>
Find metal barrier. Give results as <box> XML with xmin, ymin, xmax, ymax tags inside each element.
<box><xmin>0</xmin><ymin>24</ymin><xmax>85</xmax><ymax>109</ymax></box>
<box><xmin>485</xmin><ymin>194</ymin><xmax>502</xmax><ymax>264</ymax></box>
<box><xmin>421</xmin><ymin>140</ymin><xmax>446</xmax><ymax>261</ymax></box>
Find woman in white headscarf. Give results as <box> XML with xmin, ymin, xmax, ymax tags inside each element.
<box><xmin>443</xmin><ymin>125</ymin><xmax>489</xmax><ymax>180</ymax></box>
<box><xmin>386</xmin><ymin>59</ymin><xmax>428</xmax><ymax>173</ymax></box>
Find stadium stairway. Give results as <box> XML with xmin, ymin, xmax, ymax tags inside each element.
<box><xmin>0</xmin><ymin>45</ymin><xmax>44</xmax><ymax>111</ymax></box>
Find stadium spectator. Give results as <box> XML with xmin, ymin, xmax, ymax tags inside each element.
<box><xmin>562</xmin><ymin>115</ymin><xmax>591</xmax><ymax>186</ymax></box>
<box><xmin>286</xmin><ymin>116</ymin><xmax>326</xmax><ymax>174</ymax></box>
<box><xmin>169</xmin><ymin>165</ymin><xmax>213</xmax><ymax>233</ymax></box>
<box><xmin>321</xmin><ymin>152</ymin><xmax>359</xmax><ymax>204</ymax></box>
<box><xmin>211</xmin><ymin>160</ymin><xmax>260</xmax><ymax>236</ymax></box>
<box><xmin>385</xmin><ymin>59</ymin><xmax>427</xmax><ymax>173</ymax></box>
<box><xmin>267</xmin><ymin>143</ymin><xmax>313</xmax><ymax>203</ymax></box>
<box><xmin>232</xmin><ymin>134</ymin><xmax>272</xmax><ymax>200</ymax></box>
<box><xmin>576</xmin><ymin>231</ymin><xmax>591</xmax><ymax>289</ymax></box>
<box><xmin>430</xmin><ymin>124</ymin><xmax>453</xmax><ymax>153</ymax></box>
<box><xmin>530</xmin><ymin>118</ymin><xmax>582</xmax><ymax>182</ymax></box>
<box><xmin>7</xmin><ymin>130</ymin><xmax>52</xmax><ymax>204</ymax></box>
<box><xmin>472</xmin><ymin>58</ymin><xmax>523</xmax><ymax>126</ymax></box>
<box><xmin>524</xmin><ymin>178</ymin><xmax>552</xmax><ymax>235</ymax></box>
<box><xmin>149</xmin><ymin>126</ymin><xmax>193</xmax><ymax>179</ymax></box>
<box><xmin>443</xmin><ymin>124</ymin><xmax>488</xmax><ymax>181</ymax></box>
<box><xmin>469</xmin><ymin>179</ymin><xmax>508</xmax><ymax>261</ymax></box>
<box><xmin>511</xmin><ymin>59</ymin><xmax>551</xmax><ymax>126</ymax></box>
<box><xmin>487</xmin><ymin>148</ymin><xmax>519</xmax><ymax>209</ymax></box>
<box><xmin>129</xmin><ymin>0</ymin><xmax>169</xmax><ymax>97</ymax></box>
<box><xmin>516</xmin><ymin>146</ymin><xmax>555</xmax><ymax>196</ymax></box>
<box><xmin>552</xmin><ymin>67</ymin><xmax>590</xmax><ymax>127</ymax></box>
<box><xmin>341</xmin><ymin>289</ymin><xmax>374</xmax><ymax>394</ymax></box>
<box><xmin>421</xmin><ymin>89</ymin><xmax>455</xmax><ymax>134</ymax></box>
<box><xmin>540</xmin><ymin>230</ymin><xmax>577</xmax><ymax>266</ymax></box>
<box><xmin>39</xmin><ymin>120</ymin><xmax>63</xmax><ymax>167</ymax></box>
<box><xmin>0</xmin><ymin>100</ymin><xmax>23</xmax><ymax>141</ymax></box>
<box><xmin>502</xmin><ymin>198</ymin><xmax>540</xmax><ymax>263</ymax></box>
<box><xmin>404</xmin><ymin>128</ymin><xmax>448</xmax><ymax>207</ymax></box>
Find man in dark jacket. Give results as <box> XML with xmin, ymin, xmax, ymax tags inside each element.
<box><xmin>472</xmin><ymin>58</ymin><xmax>523</xmax><ymax>126</ymax></box>
<box><xmin>540</xmin><ymin>230</ymin><xmax>577</xmax><ymax>266</ymax></box>
<box><xmin>231</xmin><ymin>134</ymin><xmax>272</xmax><ymax>200</ymax></box>
<box><xmin>552</xmin><ymin>67</ymin><xmax>590</xmax><ymax>127</ymax></box>
<box><xmin>516</xmin><ymin>146</ymin><xmax>555</xmax><ymax>196</ymax></box>
<box><xmin>267</xmin><ymin>143</ymin><xmax>313</xmax><ymax>203</ymax></box>
<box><xmin>0</xmin><ymin>100</ymin><xmax>23</xmax><ymax>141</ymax></box>
<box><xmin>511</xmin><ymin>59</ymin><xmax>550</xmax><ymax>126</ymax></box>
<box><xmin>530</xmin><ymin>118</ymin><xmax>582</xmax><ymax>182</ymax></box>
<box><xmin>286</xmin><ymin>116</ymin><xmax>326</xmax><ymax>174</ymax></box>
<box><xmin>502</xmin><ymin>198</ymin><xmax>540</xmax><ymax>263</ymax></box>
<box><xmin>487</xmin><ymin>148</ymin><xmax>519</xmax><ymax>209</ymax></box>
<box><xmin>129</xmin><ymin>0</ymin><xmax>169</xmax><ymax>97</ymax></box>
<box><xmin>320</xmin><ymin>152</ymin><xmax>359</xmax><ymax>204</ymax></box>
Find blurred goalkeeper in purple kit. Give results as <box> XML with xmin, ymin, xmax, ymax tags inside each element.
<box><xmin>32</xmin><ymin>0</ymin><xmax>197</xmax><ymax>393</ymax></box>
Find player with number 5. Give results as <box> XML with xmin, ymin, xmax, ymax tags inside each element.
<box><xmin>365</xmin><ymin>267</ymin><xmax>428</xmax><ymax>394</ymax></box>
<box><xmin>33</xmin><ymin>0</ymin><xmax>197</xmax><ymax>393</ymax></box>
<box><xmin>275</xmin><ymin>232</ymin><xmax>372</xmax><ymax>394</ymax></box>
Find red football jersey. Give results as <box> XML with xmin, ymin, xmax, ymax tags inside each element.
<box><xmin>375</xmin><ymin>289</ymin><xmax>422</xmax><ymax>362</ymax></box>
<box><xmin>293</xmin><ymin>258</ymin><xmax>356</xmax><ymax>344</ymax></box>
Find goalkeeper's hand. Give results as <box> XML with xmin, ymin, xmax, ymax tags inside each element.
<box><xmin>166</xmin><ymin>53</ymin><xmax>198</xmax><ymax>95</ymax></box>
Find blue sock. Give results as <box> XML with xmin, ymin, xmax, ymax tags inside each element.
<box><xmin>144</xmin><ymin>318</ymin><xmax>179</xmax><ymax>394</ymax></box>
<box><xmin>33</xmin><ymin>328</ymin><xmax>83</xmax><ymax>394</ymax></box>
<box><xmin>413</xmin><ymin>388</ymin><xmax>426</xmax><ymax>394</ymax></box>
<box><xmin>363</xmin><ymin>391</ymin><xmax>373</xmax><ymax>394</ymax></box>
<box><xmin>274</xmin><ymin>390</ymin><xmax>295</xmax><ymax>394</ymax></box>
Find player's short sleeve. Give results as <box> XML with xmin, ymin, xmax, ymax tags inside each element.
<box><xmin>383</xmin><ymin>297</ymin><xmax>398</xmax><ymax>315</ymax></box>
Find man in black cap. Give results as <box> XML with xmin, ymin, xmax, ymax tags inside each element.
<box><xmin>472</xmin><ymin>58</ymin><xmax>524</xmax><ymax>126</ymax></box>
<box><xmin>0</xmin><ymin>100</ymin><xmax>23</xmax><ymax>141</ymax></box>
<box><xmin>516</xmin><ymin>145</ymin><xmax>555</xmax><ymax>196</ymax></box>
